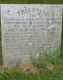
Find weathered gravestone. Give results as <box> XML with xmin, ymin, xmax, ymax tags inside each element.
<box><xmin>1</xmin><ymin>4</ymin><xmax>63</xmax><ymax>67</ymax></box>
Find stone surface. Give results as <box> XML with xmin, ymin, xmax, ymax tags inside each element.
<box><xmin>1</xmin><ymin>4</ymin><xmax>63</xmax><ymax>67</ymax></box>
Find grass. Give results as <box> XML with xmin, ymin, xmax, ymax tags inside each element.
<box><xmin>1</xmin><ymin>0</ymin><xmax>63</xmax><ymax>4</ymax></box>
<box><xmin>60</xmin><ymin>15</ymin><xmax>63</xmax><ymax>59</ymax></box>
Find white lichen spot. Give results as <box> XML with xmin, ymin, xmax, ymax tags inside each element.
<box><xmin>28</xmin><ymin>42</ymin><xmax>32</xmax><ymax>46</ymax></box>
<box><xmin>49</xmin><ymin>20</ymin><xmax>52</xmax><ymax>23</ymax></box>
<box><xmin>44</xmin><ymin>30</ymin><xmax>47</xmax><ymax>33</ymax></box>
<box><xmin>36</xmin><ymin>15</ymin><xmax>39</xmax><ymax>18</ymax></box>
<box><xmin>36</xmin><ymin>53</ymin><xmax>39</xmax><ymax>58</ymax></box>
<box><xmin>48</xmin><ymin>25</ymin><xmax>55</xmax><ymax>30</ymax></box>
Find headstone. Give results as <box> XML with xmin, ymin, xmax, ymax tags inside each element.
<box><xmin>1</xmin><ymin>4</ymin><xmax>63</xmax><ymax>67</ymax></box>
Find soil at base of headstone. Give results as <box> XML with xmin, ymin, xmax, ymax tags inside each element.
<box><xmin>19</xmin><ymin>62</ymin><xmax>43</xmax><ymax>75</ymax></box>
<box><xmin>0</xmin><ymin>63</ymin><xmax>43</xmax><ymax>75</ymax></box>
<box><xmin>0</xmin><ymin>62</ymin><xmax>55</xmax><ymax>75</ymax></box>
